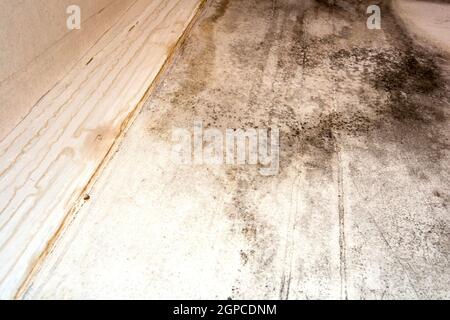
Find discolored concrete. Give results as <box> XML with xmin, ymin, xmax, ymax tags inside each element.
<box><xmin>24</xmin><ymin>0</ymin><xmax>450</xmax><ymax>299</ymax></box>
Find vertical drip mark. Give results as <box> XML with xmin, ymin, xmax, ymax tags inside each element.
<box><xmin>337</xmin><ymin>148</ymin><xmax>348</xmax><ymax>300</ymax></box>
<box><xmin>279</xmin><ymin>172</ymin><xmax>300</xmax><ymax>300</ymax></box>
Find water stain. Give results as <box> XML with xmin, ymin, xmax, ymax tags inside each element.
<box><xmin>172</xmin><ymin>0</ymin><xmax>230</xmax><ymax>100</ymax></box>
<box><xmin>144</xmin><ymin>0</ymin><xmax>450</xmax><ymax>297</ymax></box>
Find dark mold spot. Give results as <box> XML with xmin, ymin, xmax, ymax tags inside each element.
<box><xmin>144</xmin><ymin>0</ymin><xmax>450</xmax><ymax>291</ymax></box>
<box><xmin>209</xmin><ymin>0</ymin><xmax>230</xmax><ymax>23</ymax></box>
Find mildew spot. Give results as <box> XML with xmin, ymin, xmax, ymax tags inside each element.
<box><xmin>143</xmin><ymin>0</ymin><xmax>450</xmax><ymax>295</ymax></box>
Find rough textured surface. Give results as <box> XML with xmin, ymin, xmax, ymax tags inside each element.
<box><xmin>393</xmin><ymin>0</ymin><xmax>450</xmax><ymax>53</ymax></box>
<box><xmin>23</xmin><ymin>0</ymin><xmax>450</xmax><ymax>299</ymax></box>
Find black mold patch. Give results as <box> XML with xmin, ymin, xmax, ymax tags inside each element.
<box><xmin>144</xmin><ymin>0</ymin><xmax>450</xmax><ymax>296</ymax></box>
<box><xmin>331</xmin><ymin>46</ymin><xmax>446</xmax><ymax>124</ymax></box>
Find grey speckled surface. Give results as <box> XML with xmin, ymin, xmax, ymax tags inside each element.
<box><xmin>25</xmin><ymin>0</ymin><xmax>450</xmax><ymax>299</ymax></box>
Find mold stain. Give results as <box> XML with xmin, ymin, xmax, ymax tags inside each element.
<box><xmin>172</xmin><ymin>0</ymin><xmax>230</xmax><ymax>102</ymax></box>
<box><xmin>144</xmin><ymin>0</ymin><xmax>450</xmax><ymax>297</ymax></box>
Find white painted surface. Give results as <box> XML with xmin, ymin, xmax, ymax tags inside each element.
<box><xmin>393</xmin><ymin>0</ymin><xmax>450</xmax><ymax>54</ymax></box>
